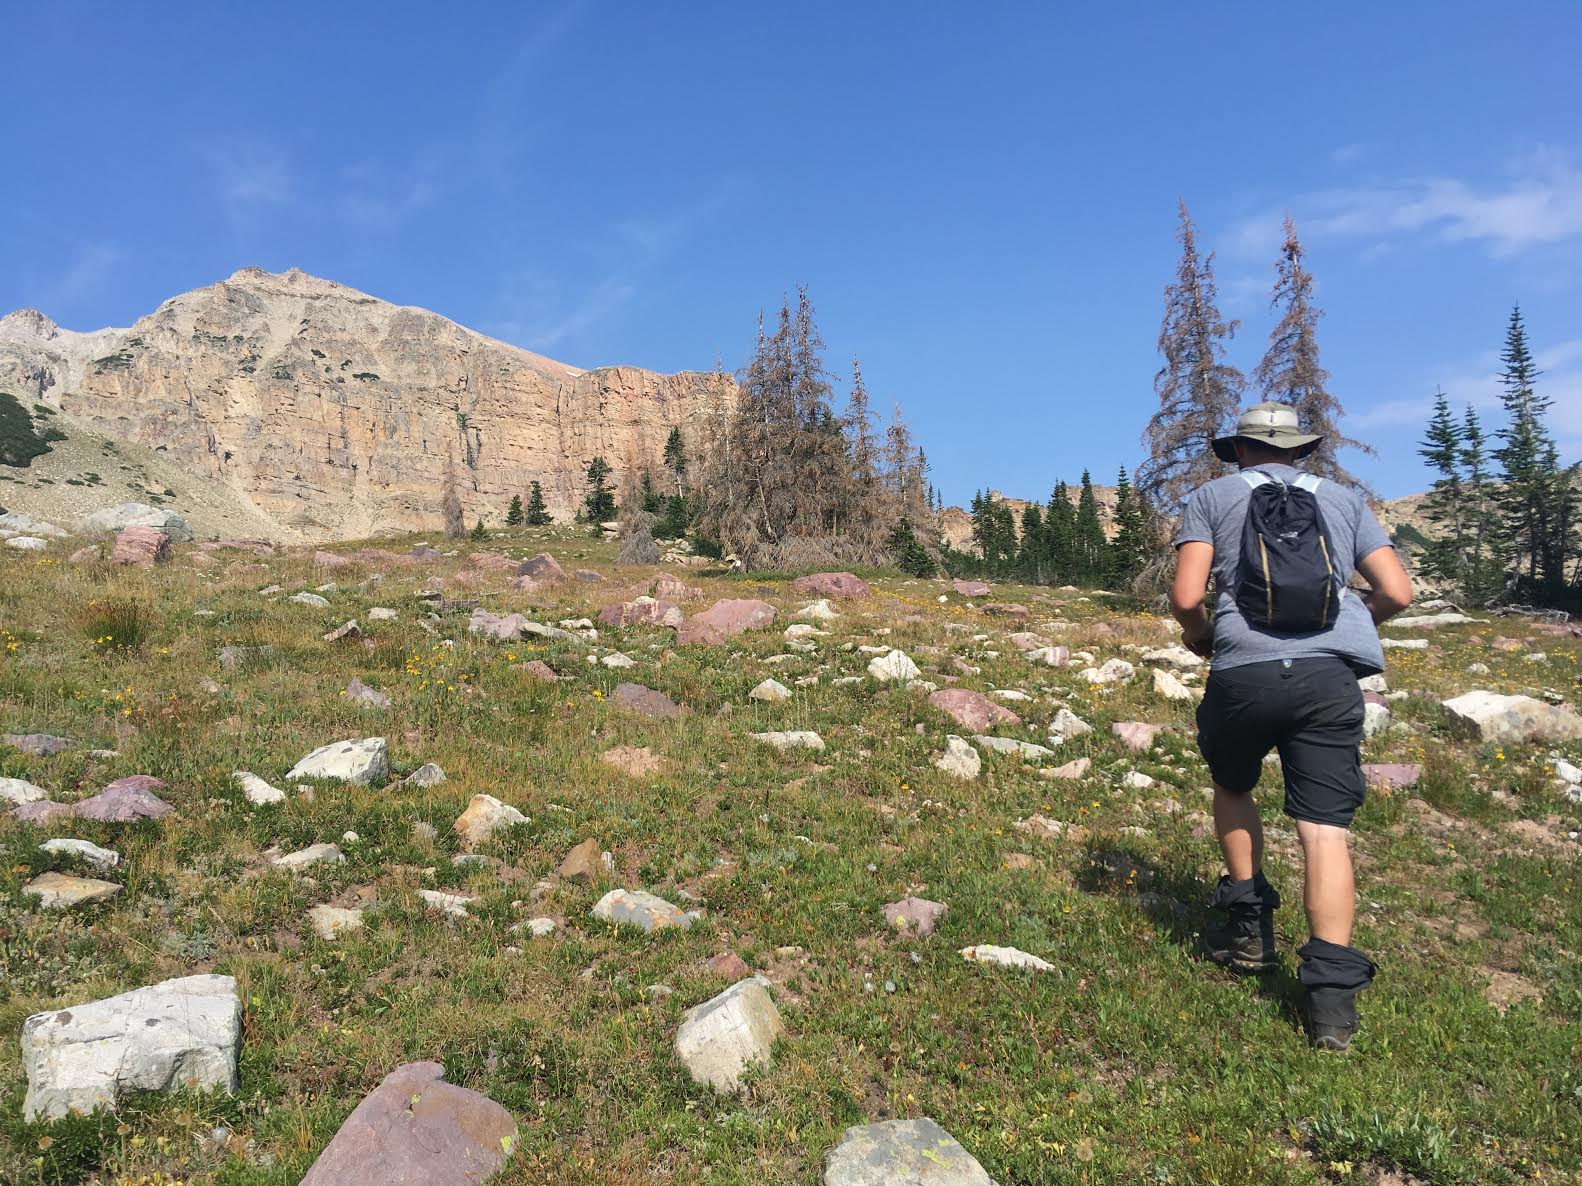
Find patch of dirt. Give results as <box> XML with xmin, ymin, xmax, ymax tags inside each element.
<box><xmin>1482</xmin><ymin>968</ymin><xmax>1543</xmax><ymax>1013</ymax></box>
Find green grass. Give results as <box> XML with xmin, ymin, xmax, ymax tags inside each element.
<box><xmin>0</xmin><ymin>531</ymin><xmax>1578</xmax><ymax>1184</ymax></box>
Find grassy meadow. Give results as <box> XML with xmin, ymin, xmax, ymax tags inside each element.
<box><xmin>0</xmin><ymin>528</ymin><xmax>1578</xmax><ymax>1185</ymax></box>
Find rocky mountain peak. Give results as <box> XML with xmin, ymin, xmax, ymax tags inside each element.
<box><xmin>0</xmin><ymin>309</ymin><xmax>63</xmax><ymax>343</ymax></box>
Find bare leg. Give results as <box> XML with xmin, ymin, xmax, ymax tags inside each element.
<box><xmin>1295</xmin><ymin>820</ymin><xmax>1354</xmax><ymax>946</ymax></box>
<box><xmin>1213</xmin><ymin>784</ymin><xmax>1264</xmax><ymax>881</ymax></box>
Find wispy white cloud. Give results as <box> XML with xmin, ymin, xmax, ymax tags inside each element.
<box><xmin>208</xmin><ymin>143</ymin><xmax>294</xmax><ymax>212</ymax></box>
<box><xmin>337</xmin><ymin>150</ymin><xmax>445</xmax><ymax>233</ymax></box>
<box><xmin>487</xmin><ymin>177</ymin><xmax>744</xmax><ymax>357</ymax></box>
<box><xmin>1231</xmin><ymin>147</ymin><xmax>1582</xmax><ymax>261</ymax></box>
<box><xmin>22</xmin><ymin>240</ymin><xmax>122</xmax><ymax>321</ymax></box>
<box><xmin>1354</xmin><ymin>337</ymin><xmax>1582</xmax><ymax>460</ymax></box>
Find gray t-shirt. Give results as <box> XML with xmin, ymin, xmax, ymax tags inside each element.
<box><xmin>1175</xmin><ymin>463</ymin><xmax>1394</xmax><ymax>675</ymax></box>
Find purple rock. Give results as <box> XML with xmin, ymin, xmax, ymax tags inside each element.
<box><xmin>73</xmin><ymin>783</ymin><xmax>173</xmax><ymax>822</ymax></box>
<box><xmin>1362</xmin><ymin>763</ymin><xmax>1422</xmax><ymax>789</ymax></box>
<box><xmin>12</xmin><ymin>800</ymin><xmax>75</xmax><ymax>824</ymax></box>
<box><xmin>788</xmin><ymin>572</ymin><xmax>872</xmax><ymax>599</ymax></box>
<box><xmin>4</xmin><ymin>733</ymin><xmax>75</xmax><ymax>758</ymax></box>
<box><xmin>611</xmin><ymin>683</ymin><xmax>688</xmax><ymax>720</ymax></box>
<box><xmin>1112</xmin><ymin>722</ymin><xmax>1165</xmax><ymax>752</ymax></box>
<box><xmin>675</xmin><ymin>599</ymin><xmax>776</xmax><ymax>646</ymax></box>
<box><xmin>883</xmin><ymin>896</ymin><xmax>949</xmax><ymax>938</ymax></box>
<box><xmin>927</xmin><ymin>689</ymin><xmax>1021</xmax><ymax>733</ymax></box>
<box><xmin>299</xmin><ymin>1061</ymin><xmax>516</xmax><ymax>1186</ymax></box>
<box><xmin>515</xmin><ymin>552</ymin><xmax>566</xmax><ymax>582</ymax></box>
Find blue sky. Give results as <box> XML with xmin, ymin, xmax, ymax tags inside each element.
<box><xmin>5</xmin><ymin>2</ymin><xmax>1580</xmax><ymax>503</ymax></box>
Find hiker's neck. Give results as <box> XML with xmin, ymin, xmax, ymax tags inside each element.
<box><xmin>1235</xmin><ymin>445</ymin><xmax>1301</xmax><ymax>469</ymax></box>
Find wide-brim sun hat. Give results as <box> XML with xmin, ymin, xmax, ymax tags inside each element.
<box><xmin>1212</xmin><ymin>401</ymin><xmax>1324</xmax><ymax>463</ymax></box>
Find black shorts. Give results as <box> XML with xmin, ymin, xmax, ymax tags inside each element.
<box><xmin>1196</xmin><ymin>657</ymin><xmax>1366</xmax><ymax>828</ymax></box>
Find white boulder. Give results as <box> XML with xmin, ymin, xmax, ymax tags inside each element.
<box><xmin>286</xmin><ymin>737</ymin><xmax>389</xmax><ymax>785</ymax></box>
<box><xmin>22</xmin><ymin>974</ymin><xmax>241</xmax><ymax>1120</ymax></box>
<box><xmin>674</xmin><ymin>978</ymin><xmax>784</xmax><ymax>1092</ymax></box>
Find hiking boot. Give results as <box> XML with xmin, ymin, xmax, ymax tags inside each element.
<box><xmin>1202</xmin><ymin>872</ymin><xmax>1280</xmax><ymax>972</ymax></box>
<box><xmin>1298</xmin><ymin>938</ymin><xmax>1377</xmax><ymax>1052</ymax></box>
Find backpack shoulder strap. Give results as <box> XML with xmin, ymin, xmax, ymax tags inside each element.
<box><xmin>1240</xmin><ymin>471</ymin><xmax>1273</xmax><ymax>491</ymax></box>
<box><xmin>1292</xmin><ymin>474</ymin><xmax>1323</xmax><ymax>494</ymax></box>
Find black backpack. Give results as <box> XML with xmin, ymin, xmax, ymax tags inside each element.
<box><xmin>1234</xmin><ymin>470</ymin><xmax>1342</xmax><ymax>633</ymax></box>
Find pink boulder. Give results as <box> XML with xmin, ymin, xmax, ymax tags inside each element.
<box><xmin>518</xmin><ymin>659</ymin><xmax>560</xmax><ymax>682</ymax></box>
<box><xmin>653</xmin><ymin>573</ymin><xmax>703</xmax><ymax>601</ymax></box>
<box><xmin>611</xmin><ymin>682</ymin><xmax>688</xmax><ymax>720</ymax></box>
<box><xmin>598</xmin><ymin>599</ymin><xmax>684</xmax><ymax>629</ymax></box>
<box><xmin>516</xmin><ymin>552</ymin><xmax>566</xmax><ymax>582</ymax></box>
<box><xmin>110</xmin><ymin>525</ymin><xmax>169</xmax><ymax>566</ymax></box>
<box><xmin>952</xmin><ymin>579</ymin><xmax>991</xmax><ymax>597</ymax></box>
<box><xmin>313</xmin><ymin>550</ymin><xmax>351</xmax><ymax>569</ymax></box>
<box><xmin>299</xmin><ymin>1061</ymin><xmax>516</xmax><ymax>1186</ymax></box>
<box><xmin>883</xmin><ymin>896</ymin><xmax>948</xmax><ymax>938</ymax></box>
<box><xmin>72</xmin><ymin>780</ymin><xmax>173</xmax><ymax>822</ymax></box>
<box><xmin>468</xmin><ymin>552</ymin><xmax>518</xmax><ymax>572</ymax></box>
<box><xmin>928</xmin><ymin>688</ymin><xmax>1021</xmax><ymax>733</ymax></box>
<box><xmin>1112</xmin><ymin>722</ymin><xmax>1165</xmax><ymax>752</ymax></box>
<box><xmin>1362</xmin><ymin>763</ymin><xmax>1422</xmax><ymax>789</ymax></box>
<box><xmin>789</xmin><ymin>572</ymin><xmax>872</xmax><ymax>599</ymax></box>
<box><xmin>68</xmin><ymin>546</ymin><xmax>100</xmax><ymax>564</ymax></box>
<box><xmin>982</xmin><ymin>603</ymin><xmax>1030</xmax><ymax>620</ymax></box>
<box><xmin>708</xmin><ymin>952</ymin><xmax>752</xmax><ymax>979</ymax></box>
<box><xmin>676</xmin><ymin>599</ymin><xmax>776</xmax><ymax>646</ymax></box>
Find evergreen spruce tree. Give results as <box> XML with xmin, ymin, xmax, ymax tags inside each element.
<box><xmin>524</xmin><ymin>480</ymin><xmax>551</xmax><ymax>526</ymax></box>
<box><xmin>1252</xmin><ymin>216</ymin><xmax>1372</xmax><ymax>487</ymax></box>
<box><xmin>656</xmin><ymin>494</ymin><xmax>691</xmax><ymax>539</ymax></box>
<box><xmin>1491</xmin><ymin>306</ymin><xmax>1576</xmax><ymax>597</ymax></box>
<box><xmin>662</xmin><ymin>426</ymin><xmax>688</xmax><ymax>496</ymax></box>
<box><xmin>505</xmin><ymin>493</ymin><xmax>524</xmax><ymax>527</ymax></box>
<box><xmin>1109</xmin><ymin>467</ymin><xmax>1148</xmax><ymax>588</ymax></box>
<box><xmin>885</xmin><ymin>517</ymin><xmax>937</xmax><ymax>577</ymax></box>
<box><xmin>1416</xmin><ymin>388</ymin><xmax>1466</xmax><ymax>587</ymax></box>
<box><xmin>1045</xmin><ymin>482</ymin><xmax>1075</xmax><ymax>582</ymax></box>
<box><xmin>1073</xmin><ymin>470</ymin><xmax>1108</xmax><ymax>585</ymax></box>
<box><xmin>583</xmin><ymin>456</ymin><xmax>616</xmax><ymax>524</ymax></box>
<box><xmin>1459</xmin><ymin>406</ymin><xmax>1503</xmax><ymax>606</ymax></box>
<box><xmin>1018</xmin><ymin>503</ymin><xmax>1046</xmax><ymax>582</ymax></box>
<box><xmin>1138</xmin><ymin>201</ymin><xmax>1244</xmax><ymax>519</ymax></box>
<box><xmin>640</xmin><ymin>469</ymin><xmax>661</xmax><ymax>514</ymax></box>
<box><xmin>469</xmin><ymin>517</ymin><xmax>487</xmax><ymax>541</ymax></box>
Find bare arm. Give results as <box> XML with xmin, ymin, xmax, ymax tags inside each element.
<box><xmin>1356</xmin><ymin>545</ymin><xmax>1413</xmax><ymax>625</ymax></box>
<box><xmin>1170</xmin><ymin>541</ymin><xmax>1215</xmax><ymax>656</ymax></box>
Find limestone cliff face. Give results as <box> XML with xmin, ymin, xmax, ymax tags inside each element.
<box><xmin>5</xmin><ymin>268</ymin><xmax>730</xmax><ymax>540</ymax></box>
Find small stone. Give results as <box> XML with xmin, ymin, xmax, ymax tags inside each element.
<box><xmin>453</xmin><ymin>794</ymin><xmax>529</xmax><ymax>850</ymax></box>
<box><xmin>1122</xmin><ymin>770</ymin><xmax>1156</xmax><ymax>789</ymax></box>
<box><xmin>1041</xmin><ymin>757</ymin><xmax>1091</xmax><ymax>780</ymax></box>
<box><xmin>867</xmin><ymin>649</ymin><xmax>921</xmax><ymax>683</ymax></box>
<box><xmin>1152</xmin><ymin>668</ymin><xmax>1196</xmax><ymax>701</ymax></box>
<box><xmin>559</xmin><ymin>838</ymin><xmax>606</xmax><ymax>880</ymax></box>
<box><xmin>883</xmin><ymin>896</ymin><xmax>948</xmax><ymax>938</ymax></box>
<box><xmin>1362</xmin><ymin>763</ymin><xmax>1421</xmax><ymax>789</ymax></box>
<box><xmin>323</xmin><ymin>619</ymin><xmax>360</xmax><ymax>642</ymax></box>
<box><xmin>795</xmin><ymin>599</ymin><xmax>839</xmax><ymax>622</ymax></box>
<box><xmin>611</xmin><ymin>682</ymin><xmax>688</xmax><ymax>720</ymax></box>
<box><xmin>0</xmin><ymin>776</ymin><xmax>49</xmax><ymax>805</ymax></box>
<box><xmin>418</xmin><ymin>889</ymin><xmax>474</xmax><ymax>919</ymax></box>
<box><xmin>286</xmin><ymin>737</ymin><xmax>389</xmax><ymax>784</ymax></box>
<box><xmin>343</xmin><ymin>678</ymin><xmax>391</xmax><ymax>710</ymax></box>
<box><xmin>824</xmin><ymin>1118</ymin><xmax>995</xmax><ymax>1186</ymax></box>
<box><xmin>708</xmin><ymin>952</ymin><xmax>752</xmax><ymax>979</ymax></box>
<box><xmin>750</xmin><ymin>730</ymin><xmax>826</xmax><ymax>752</ymax></box>
<box><xmin>273</xmin><ymin>843</ymin><xmax>345</xmax><ymax>870</ymax></box>
<box><xmin>402</xmin><ymin>763</ymin><xmax>447</xmax><ymax>788</ymax></box>
<box><xmin>368</xmin><ymin>607</ymin><xmax>398</xmax><ymax>621</ymax></box>
<box><xmin>308</xmin><ymin>905</ymin><xmax>364</xmax><ymax>940</ymax></box>
<box><xmin>1050</xmin><ymin>708</ymin><xmax>1093</xmax><ymax>739</ymax></box>
<box><xmin>234</xmin><ymin>770</ymin><xmax>287</xmax><ymax>805</ymax></box>
<box><xmin>750</xmin><ymin>678</ymin><xmax>791</xmax><ymax>702</ymax></box>
<box><xmin>972</xmin><ymin>735</ymin><xmax>1053</xmax><ymax>760</ymax></box>
<box><xmin>928</xmin><ymin>688</ymin><xmax>1020</xmax><ymax>732</ymax></box>
<box><xmin>592</xmin><ymin>888</ymin><xmax>692</xmax><ymax>932</ymax></box>
<box><xmin>1112</xmin><ymin>721</ymin><xmax>1165</xmax><ymax>752</ymax></box>
<box><xmin>40</xmin><ymin>838</ymin><xmax>120</xmax><ymax>868</ymax></box>
<box><xmin>934</xmin><ymin>736</ymin><xmax>981</xmax><ymax>780</ymax></box>
<box><xmin>959</xmin><ymin>944</ymin><xmax>1054</xmax><ymax>972</ymax></box>
<box><xmin>73</xmin><ymin>780</ymin><xmax>172</xmax><ymax>821</ymax></box>
<box><xmin>4</xmin><ymin>732</ymin><xmax>74</xmax><ymax>758</ymax></box>
<box><xmin>1442</xmin><ymin>691</ymin><xmax>1582</xmax><ymax>745</ymax></box>
<box><xmin>298</xmin><ymin>1061</ymin><xmax>516</xmax><ymax>1186</ymax></box>
<box><xmin>290</xmin><ymin>591</ymin><xmax>331</xmax><ymax>609</ymax></box>
<box><xmin>1078</xmin><ymin>658</ymin><xmax>1135</xmax><ymax>685</ymax></box>
<box><xmin>674</xmin><ymin>978</ymin><xmax>784</xmax><ymax>1092</ymax></box>
<box><xmin>24</xmin><ymin>871</ymin><xmax>123</xmax><ymax>909</ymax></box>
<box><xmin>21</xmin><ymin>974</ymin><xmax>240</xmax><ymax>1121</ymax></box>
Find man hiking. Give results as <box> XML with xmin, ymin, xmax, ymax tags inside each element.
<box><xmin>1169</xmin><ymin>402</ymin><xmax>1413</xmax><ymax>1051</ymax></box>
